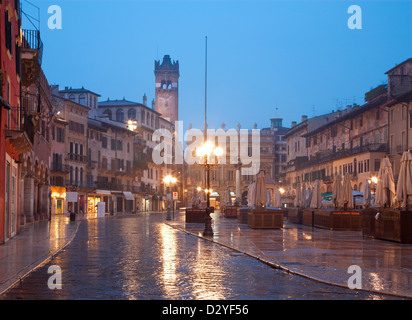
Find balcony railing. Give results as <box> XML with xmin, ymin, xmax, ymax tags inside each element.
<box><xmin>5</xmin><ymin>107</ymin><xmax>38</xmax><ymax>154</ymax></box>
<box><xmin>22</xmin><ymin>29</ymin><xmax>43</xmax><ymax>66</ymax></box>
<box><xmin>66</xmin><ymin>153</ymin><xmax>87</xmax><ymax>163</ymax></box>
<box><xmin>50</xmin><ymin>162</ymin><xmax>69</xmax><ymax>174</ymax></box>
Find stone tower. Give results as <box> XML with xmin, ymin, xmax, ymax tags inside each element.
<box><xmin>154</xmin><ymin>55</ymin><xmax>180</xmax><ymax>123</ymax></box>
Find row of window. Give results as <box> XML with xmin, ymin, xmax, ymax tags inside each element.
<box><xmin>68</xmin><ymin>94</ymin><xmax>98</xmax><ymax>109</ymax></box>
<box><xmin>102</xmin><ymin>108</ymin><xmax>160</xmax><ymax>128</ymax></box>
<box><xmin>191</xmin><ymin>170</ymin><xmax>254</xmax><ymax>182</ymax></box>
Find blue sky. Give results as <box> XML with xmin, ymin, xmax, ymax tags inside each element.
<box><xmin>23</xmin><ymin>0</ymin><xmax>411</xmax><ymax>132</ymax></box>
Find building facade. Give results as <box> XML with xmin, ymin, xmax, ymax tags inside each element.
<box><xmin>1</xmin><ymin>0</ymin><xmax>22</xmax><ymax>243</ymax></box>
<box><xmin>98</xmin><ymin>97</ymin><xmax>175</xmax><ymax>212</ymax></box>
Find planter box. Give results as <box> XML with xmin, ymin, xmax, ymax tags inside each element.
<box><xmin>223</xmin><ymin>206</ymin><xmax>238</xmax><ymax>218</ymax></box>
<box><xmin>361</xmin><ymin>208</ymin><xmax>379</xmax><ymax>237</ymax></box>
<box><xmin>302</xmin><ymin>209</ymin><xmax>315</xmax><ymax>227</ymax></box>
<box><xmin>247</xmin><ymin>208</ymin><xmax>284</xmax><ymax>229</ymax></box>
<box><xmin>288</xmin><ymin>208</ymin><xmax>303</xmax><ymax>224</ymax></box>
<box><xmin>374</xmin><ymin>209</ymin><xmax>412</xmax><ymax>243</ymax></box>
<box><xmin>238</xmin><ymin>207</ymin><xmax>249</xmax><ymax>224</ymax></box>
<box><xmin>185</xmin><ymin>208</ymin><xmax>208</xmax><ymax>223</ymax></box>
<box><xmin>314</xmin><ymin>209</ymin><xmax>361</xmax><ymax>231</ymax></box>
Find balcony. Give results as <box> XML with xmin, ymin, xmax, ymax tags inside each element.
<box><xmin>94</xmin><ymin>181</ymin><xmax>141</xmax><ymax>193</ymax></box>
<box><xmin>5</xmin><ymin>107</ymin><xmax>38</xmax><ymax>154</ymax></box>
<box><xmin>66</xmin><ymin>153</ymin><xmax>87</xmax><ymax>163</ymax></box>
<box><xmin>65</xmin><ymin>180</ymin><xmax>95</xmax><ymax>190</ymax></box>
<box><xmin>50</xmin><ymin>162</ymin><xmax>69</xmax><ymax>174</ymax></box>
<box><xmin>21</xmin><ymin>29</ymin><xmax>44</xmax><ymax>87</ymax></box>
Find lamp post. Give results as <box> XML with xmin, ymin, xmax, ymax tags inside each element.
<box><xmin>196</xmin><ymin>142</ymin><xmax>223</xmax><ymax>236</ymax></box>
<box><xmin>163</xmin><ymin>175</ymin><xmax>177</xmax><ymax>221</ymax></box>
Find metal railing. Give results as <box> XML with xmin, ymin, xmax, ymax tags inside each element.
<box><xmin>21</xmin><ymin>29</ymin><xmax>44</xmax><ymax>65</ymax></box>
<box><xmin>50</xmin><ymin>162</ymin><xmax>69</xmax><ymax>173</ymax></box>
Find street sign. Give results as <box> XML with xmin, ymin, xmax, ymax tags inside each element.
<box><xmin>173</xmin><ymin>192</ymin><xmax>178</xmax><ymax>200</ymax></box>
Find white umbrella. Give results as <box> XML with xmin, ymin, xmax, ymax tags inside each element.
<box><xmin>310</xmin><ymin>180</ymin><xmax>322</xmax><ymax>209</ymax></box>
<box><xmin>375</xmin><ymin>157</ymin><xmax>396</xmax><ymax>207</ymax></box>
<box><xmin>295</xmin><ymin>182</ymin><xmax>301</xmax><ymax>207</ymax></box>
<box><xmin>363</xmin><ymin>179</ymin><xmax>372</xmax><ymax>207</ymax></box>
<box><xmin>254</xmin><ymin>171</ymin><xmax>267</xmax><ymax>207</ymax></box>
<box><xmin>266</xmin><ymin>190</ymin><xmax>272</xmax><ymax>207</ymax></box>
<box><xmin>396</xmin><ymin>151</ymin><xmax>412</xmax><ymax>208</ymax></box>
<box><xmin>247</xmin><ymin>182</ymin><xmax>256</xmax><ymax>208</ymax></box>
<box><xmin>332</xmin><ymin>175</ymin><xmax>343</xmax><ymax>209</ymax></box>
<box><xmin>305</xmin><ymin>187</ymin><xmax>312</xmax><ymax>208</ymax></box>
<box><xmin>226</xmin><ymin>189</ymin><xmax>232</xmax><ymax>205</ymax></box>
<box><xmin>273</xmin><ymin>188</ymin><xmax>282</xmax><ymax>208</ymax></box>
<box><xmin>300</xmin><ymin>182</ymin><xmax>307</xmax><ymax>208</ymax></box>
<box><xmin>342</xmin><ymin>174</ymin><xmax>353</xmax><ymax>209</ymax></box>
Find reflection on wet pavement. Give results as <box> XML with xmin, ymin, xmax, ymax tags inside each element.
<box><xmin>169</xmin><ymin>211</ymin><xmax>412</xmax><ymax>298</ymax></box>
<box><xmin>0</xmin><ymin>213</ymin><xmax>405</xmax><ymax>300</ymax></box>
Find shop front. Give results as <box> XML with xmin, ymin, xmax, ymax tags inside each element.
<box><xmin>123</xmin><ymin>192</ymin><xmax>134</xmax><ymax>213</ymax></box>
<box><xmin>87</xmin><ymin>195</ymin><xmax>101</xmax><ymax>214</ymax></box>
<box><xmin>51</xmin><ymin>186</ymin><xmax>66</xmax><ymax>215</ymax></box>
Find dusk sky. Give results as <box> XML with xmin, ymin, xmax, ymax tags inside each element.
<box><xmin>23</xmin><ymin>0</ymin><xmax>411</xmax><ymax>132</ymax></box>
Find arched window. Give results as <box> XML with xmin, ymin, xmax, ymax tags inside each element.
<box><xmin>116</xmin><ymin>109</ymin><xmax>124</xmax><ymax>122</ymax></box>
<box><xmin>79</xmin><ymin>94</ymin><xmax>86</xmax><ymax>106</ymax></box>
<box><xmin>167</xmin><ymin>82</ymin><xmax>172</xmax><ymax>90</ymax></box>
<box><xmin>103</xmin><ymin>109</ymin><xmax>112</xmax><ymax>120</ymax></box>
<box><xmin>128</xmin><ymin>108</ymin><xmax>136</xmax><ymax>120</ymax></box>
<box><xmin>69</xmin><ymin>94</ymin><xmax>76</xmax><ymax>102</ymax></box>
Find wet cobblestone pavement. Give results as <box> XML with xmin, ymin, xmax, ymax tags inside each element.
<box><xmin>0</xmin><ymin>213</ymin><xmax>405</xmax><ymax>300</ymax></box>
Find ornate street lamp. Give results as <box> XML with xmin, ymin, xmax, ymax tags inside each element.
<box><xmin>196</xmin><ymin>142</ymin><xmax>223</xmax><ymax>236</ymax></box>
<box><xmin>163</xmin><ymin>175</ymin><xmax>177</xmax><ymax>220</ymax></box>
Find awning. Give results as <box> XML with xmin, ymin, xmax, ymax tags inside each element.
<box><xmin>0</xmin><ymin>96</ymin><xmax>13</xmax><ymax>110</ymax></box>
<box><xmin>96</xmin><ymin>190</ymin><xmax>111</xmax><ymax>195</ymax></box>
<box><xmin>123</xmin><ymin>192</ymin><xmax>134</xmax><ymax>200</ymax></box>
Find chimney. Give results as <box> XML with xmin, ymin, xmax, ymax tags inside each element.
<box><xmin>301</xmin><ymin>115</ymin><xmax>308</xmax><ymax>122</ymax></box>
<box><xmin>292</xmin><ymin>121</ymin><xmax>297</xmax><ymax>127</ymax></box>
<box><xmin>152</xmin><ymin>99</ymin><xmax>155</xmax><ymax>110</ymax></box>
<box><xmin>143</xmin><ymin>94</ymin><xmax>147</xmax><ymax>106</ymax></box>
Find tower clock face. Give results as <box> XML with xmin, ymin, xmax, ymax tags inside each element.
<box><xmin>158</xmin><ymin>96</ymin><xmax>172</xmax><ymax>108</ymax></box>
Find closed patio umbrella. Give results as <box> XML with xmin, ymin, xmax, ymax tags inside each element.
<box><xmin>266</xmin><ymin>190</ymin><xmax>272</xmax><ymax>207</ymax></box>
<box><xmin>305</xmin><ymin>187</ymin><xmax>312</xmax><ymax>208</ymax></box>
<box><xmin>273</xmin><ymin>188</ymin><xmax>282</xmax><ymax>208</ymax></box>
<box><xmin>310</xmin><ymin>180</ymin><xmax>322</xmax><ymax>209</ymax></box>
<box><xmin>332</xmin><ymin>175</ymin><xmax>343</xmax><ymax>209</ymax></box>
<box><xmin>396</xmin><ymin>151</ymin><xmax>412</xmax><ymax>208</ymax></box>
<box><xmin>247</xmin><ymin>182</ymin><xmax>256</xmax><ymax>208</ymax></box>
<box><xmin>226</xmin><ymin>189</ymin><xmax>232</xmax><ymax>205</ymax></box>
<box><xmin>375</xmin><ymin>157</ymin><xmax>396</xmax><ymax>207</ymax></box>
<box><xmin>342</xmin><ymin>174</ymin><xmax>353</xmax><ymax>210</ymax></box>
<box><xmin>363</xmin><ymin>179</ymin><xmax>372</xmax><ymax>208</ymax></box>
<box><xmin>295</xmin><ymin>182</ymin><xmax>301</xmax><ymax>207</ymax></box>
<box><xmin>300</xmin><ymin>182</ymin><xmax>307</xmax><ymax>208</ymax></box>
<box><xmin>254</xmin><ymin>171</ymin><xmax>267</xmax><ymax>207</ymax></box>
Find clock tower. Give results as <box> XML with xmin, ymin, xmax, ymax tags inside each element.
<box><xmin>154</xmin><ymin>55</ymin><xmax>180</xmax><ymax>123</ymax></box>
